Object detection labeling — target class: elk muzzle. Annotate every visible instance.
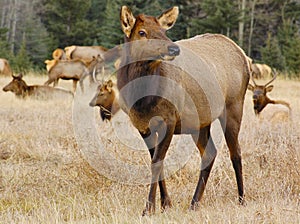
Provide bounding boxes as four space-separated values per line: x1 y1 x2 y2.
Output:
167 44 180 56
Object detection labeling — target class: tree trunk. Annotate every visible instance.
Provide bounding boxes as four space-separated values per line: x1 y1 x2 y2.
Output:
248 0 257 57
238 0 246 47
1 0 8 28
10 0 19 53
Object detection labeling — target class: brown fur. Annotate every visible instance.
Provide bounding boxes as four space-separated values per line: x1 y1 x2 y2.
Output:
89 79 120 121
251 63 272 79
64 45 107 63
0 58 12 76
248 73 291 115
119 6 251 215
44 59 90 92
3 73 73 99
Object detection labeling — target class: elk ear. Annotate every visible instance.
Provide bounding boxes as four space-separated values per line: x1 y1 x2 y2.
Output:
266 85 274 92
120 6 136 38
157 6 179 30
106 80 113 93
247 83 254 91
106 85 112 93
107 80 113 87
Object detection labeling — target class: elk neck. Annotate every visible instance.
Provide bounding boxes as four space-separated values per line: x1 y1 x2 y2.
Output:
117 42 164 112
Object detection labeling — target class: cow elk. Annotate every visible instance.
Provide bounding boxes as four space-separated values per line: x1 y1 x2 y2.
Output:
3 73 73 99
247 71 291 115
116 6 251 215
44 59 91 92
64 45 107 64
251 63 272 79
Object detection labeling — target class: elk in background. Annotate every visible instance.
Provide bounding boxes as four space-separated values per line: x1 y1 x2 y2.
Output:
89 79 119 121
0 58 12 76
251 63 272 79
3 73 73 99
44 59 91 92
247 71 291 117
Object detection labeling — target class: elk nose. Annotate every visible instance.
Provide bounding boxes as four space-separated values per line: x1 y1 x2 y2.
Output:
89 100 95 107
168 45 180 56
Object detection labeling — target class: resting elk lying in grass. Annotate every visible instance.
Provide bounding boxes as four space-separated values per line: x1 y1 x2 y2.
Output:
3 73 73 99
113 6 251 215
247 71 291 121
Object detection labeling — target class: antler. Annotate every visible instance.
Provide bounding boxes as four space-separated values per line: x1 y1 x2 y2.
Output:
264 69 277 87
249 71 257 86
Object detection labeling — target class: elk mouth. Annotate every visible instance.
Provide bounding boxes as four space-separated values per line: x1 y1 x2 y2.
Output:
159 54 176 61
254 105 263 115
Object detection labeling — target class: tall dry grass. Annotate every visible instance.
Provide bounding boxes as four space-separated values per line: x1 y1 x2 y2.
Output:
0 74 299 223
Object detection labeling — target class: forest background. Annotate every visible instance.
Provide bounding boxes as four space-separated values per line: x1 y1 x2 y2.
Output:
0 0 300 77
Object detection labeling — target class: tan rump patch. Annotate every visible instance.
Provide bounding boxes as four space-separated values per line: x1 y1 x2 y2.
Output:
44 59 58 72
64 45 77 60
52 48 64 60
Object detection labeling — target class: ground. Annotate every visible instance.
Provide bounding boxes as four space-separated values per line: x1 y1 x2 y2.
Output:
0 74 299 223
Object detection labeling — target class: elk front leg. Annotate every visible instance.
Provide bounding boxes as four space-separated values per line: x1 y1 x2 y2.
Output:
142 122 175 216
140 130 172 213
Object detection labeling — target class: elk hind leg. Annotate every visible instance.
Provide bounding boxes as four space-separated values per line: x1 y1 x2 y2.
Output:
190 125 217 210
223 104 244 204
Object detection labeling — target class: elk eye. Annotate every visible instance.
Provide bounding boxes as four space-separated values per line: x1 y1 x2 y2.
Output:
138 30 147 37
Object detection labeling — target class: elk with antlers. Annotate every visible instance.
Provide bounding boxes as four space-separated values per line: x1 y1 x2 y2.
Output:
247 71 291 115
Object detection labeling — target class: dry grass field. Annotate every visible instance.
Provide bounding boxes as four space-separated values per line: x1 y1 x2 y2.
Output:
0 74 299 223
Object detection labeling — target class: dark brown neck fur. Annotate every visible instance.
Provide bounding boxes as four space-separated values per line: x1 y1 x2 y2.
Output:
118 55 163 111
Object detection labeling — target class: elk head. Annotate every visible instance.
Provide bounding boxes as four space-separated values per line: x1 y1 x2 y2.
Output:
120 6 180 62
3 73 27 97
247 70 288 114
89 79 116 121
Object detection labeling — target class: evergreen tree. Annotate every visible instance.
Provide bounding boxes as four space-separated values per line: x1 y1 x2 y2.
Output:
0 28 12 60
98 0 124 48
37 0 99 47
13 38 32 74
189 0 241 41
260 32 285 71
278 19 300 75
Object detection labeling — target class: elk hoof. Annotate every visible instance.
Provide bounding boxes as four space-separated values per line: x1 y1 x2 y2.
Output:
161 197 172 212
142 202 155 216
189 201 200 211
239 196 246 206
